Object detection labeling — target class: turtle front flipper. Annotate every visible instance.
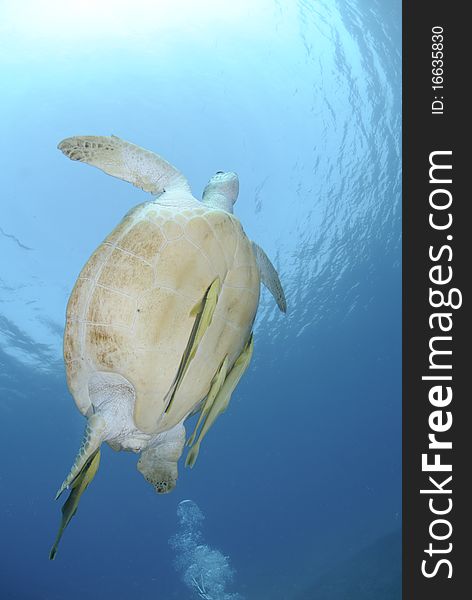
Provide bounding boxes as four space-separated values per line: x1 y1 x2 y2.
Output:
186 334 254 468
137 423 186 493
252 242 287 313
58 135 191 195
49 448 101 560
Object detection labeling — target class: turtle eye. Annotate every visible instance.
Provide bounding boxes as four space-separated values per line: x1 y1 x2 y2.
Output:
216 171 224 175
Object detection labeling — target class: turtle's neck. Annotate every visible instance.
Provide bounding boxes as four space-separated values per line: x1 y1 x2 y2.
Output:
201 192 234 213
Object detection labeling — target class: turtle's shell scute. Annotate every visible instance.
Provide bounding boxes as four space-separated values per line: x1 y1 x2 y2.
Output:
64 200 260 434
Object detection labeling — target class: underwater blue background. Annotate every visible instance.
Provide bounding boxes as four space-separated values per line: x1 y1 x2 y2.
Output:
0 0 401 598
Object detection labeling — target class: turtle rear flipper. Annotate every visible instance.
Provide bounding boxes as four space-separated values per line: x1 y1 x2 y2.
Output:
49 448 101 560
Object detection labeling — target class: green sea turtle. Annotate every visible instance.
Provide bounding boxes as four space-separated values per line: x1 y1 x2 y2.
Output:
51 135 286 558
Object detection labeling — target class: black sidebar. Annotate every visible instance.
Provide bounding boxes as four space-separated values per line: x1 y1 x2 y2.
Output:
403 3 467 599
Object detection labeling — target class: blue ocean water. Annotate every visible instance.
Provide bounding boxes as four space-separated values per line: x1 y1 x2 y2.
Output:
0 1 401 598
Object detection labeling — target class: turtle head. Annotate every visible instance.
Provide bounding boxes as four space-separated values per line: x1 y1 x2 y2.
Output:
202 171 239 213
